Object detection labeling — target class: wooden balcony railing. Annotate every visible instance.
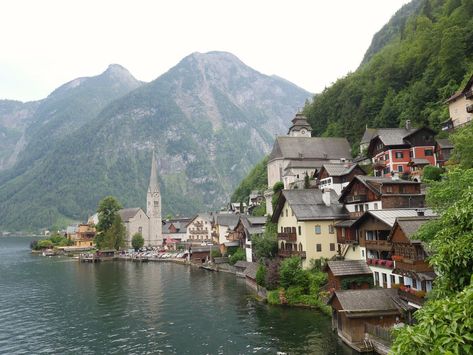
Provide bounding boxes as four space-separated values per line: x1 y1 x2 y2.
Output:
278 250 306 258
346 194 368 203
277 232 297 242
365 239 392 251
337 236 358 244
189 229 209 234
366 258 394 269
398 289 425 306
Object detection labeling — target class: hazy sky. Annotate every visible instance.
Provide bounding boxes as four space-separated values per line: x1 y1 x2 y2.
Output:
0 0 410 102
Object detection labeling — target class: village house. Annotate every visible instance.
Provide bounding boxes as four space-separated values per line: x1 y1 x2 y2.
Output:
442 73 473 131
186 213 214 245
327 288 405 353
389 216 437 309
228 216 266 262
339 175 425 219
435 138 454 167
324 260 373 291
265 112 352 214
317 163 366 196
351 209 436 289
162 218 191 249
272 189 348 269
366 122 437 178
72 224 96 247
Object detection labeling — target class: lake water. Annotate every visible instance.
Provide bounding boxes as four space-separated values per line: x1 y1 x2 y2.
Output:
0 237 352 354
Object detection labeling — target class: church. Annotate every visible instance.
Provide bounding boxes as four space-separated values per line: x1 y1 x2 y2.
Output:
118 152 163 247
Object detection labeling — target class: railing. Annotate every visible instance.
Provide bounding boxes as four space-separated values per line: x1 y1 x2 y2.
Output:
365 239 392 251
337 236 358 244
366 258 394 269
393 259 432 273
278 250 306 258
346 195 367 203
277 232 297 242
364 323 393 344
189 229 209 234
398 288 425 306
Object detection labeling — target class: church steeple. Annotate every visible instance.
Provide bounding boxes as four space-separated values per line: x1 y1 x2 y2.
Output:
288 112 312 137
147 150 162 246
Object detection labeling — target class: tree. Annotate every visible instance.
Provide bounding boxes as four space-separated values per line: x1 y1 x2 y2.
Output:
426 168 473 211
105 215 126 251
304 173 310 189
96 196 122 234
252 221 278 259
229 248 246 265
422 165 443 181
450 122 473 168
131 232 144 251
256 264 266 287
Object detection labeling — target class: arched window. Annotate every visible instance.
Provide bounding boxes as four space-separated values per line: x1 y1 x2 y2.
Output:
299 243 303 252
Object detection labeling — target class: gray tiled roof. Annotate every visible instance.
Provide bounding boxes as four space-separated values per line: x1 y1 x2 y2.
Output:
280 189 348 221
361 128 378 144
395 216 435 241
321 163 358 176
327 260 372 276
332 289 400 312
268 137 351 162
215 213 240 228
436 138 453 149
244 262 260 280
118 208 142 222
365 209 436 227
285 160 326 169
374 128 419 146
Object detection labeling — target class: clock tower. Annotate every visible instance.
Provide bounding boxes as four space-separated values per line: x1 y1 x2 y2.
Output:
147 151 162 246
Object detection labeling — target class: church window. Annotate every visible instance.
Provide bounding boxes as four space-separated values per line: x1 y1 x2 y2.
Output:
138 227 142 233
154 201 159 207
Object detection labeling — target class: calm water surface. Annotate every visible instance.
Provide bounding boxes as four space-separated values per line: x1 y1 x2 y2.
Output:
0 237 353 354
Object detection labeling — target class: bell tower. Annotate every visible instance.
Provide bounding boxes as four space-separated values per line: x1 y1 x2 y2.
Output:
287 113 312 137
147 151 162 246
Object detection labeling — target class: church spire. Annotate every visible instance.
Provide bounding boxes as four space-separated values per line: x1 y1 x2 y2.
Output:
148 151 160 194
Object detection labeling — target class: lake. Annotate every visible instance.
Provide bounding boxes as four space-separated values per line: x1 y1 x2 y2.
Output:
0 237 352 354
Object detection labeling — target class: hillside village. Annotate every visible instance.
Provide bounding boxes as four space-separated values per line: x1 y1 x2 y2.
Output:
42 72 473 354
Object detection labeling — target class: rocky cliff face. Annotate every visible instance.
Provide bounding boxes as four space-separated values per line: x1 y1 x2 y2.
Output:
0 52 310 230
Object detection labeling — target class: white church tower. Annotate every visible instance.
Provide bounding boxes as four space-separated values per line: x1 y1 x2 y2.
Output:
147 151 163 246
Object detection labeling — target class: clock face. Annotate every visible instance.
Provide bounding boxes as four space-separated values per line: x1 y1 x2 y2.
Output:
153 192 159 198
301 129 306 135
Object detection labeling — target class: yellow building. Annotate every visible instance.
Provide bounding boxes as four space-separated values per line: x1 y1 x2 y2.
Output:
272 189 348 269
72 224 96 247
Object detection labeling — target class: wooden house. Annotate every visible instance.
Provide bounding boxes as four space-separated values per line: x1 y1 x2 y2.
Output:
325 260 373 291
389 216 436 308
327 289 403 352
317 163 366 195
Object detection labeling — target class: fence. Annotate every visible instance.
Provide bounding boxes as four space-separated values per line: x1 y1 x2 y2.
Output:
364 323 393 344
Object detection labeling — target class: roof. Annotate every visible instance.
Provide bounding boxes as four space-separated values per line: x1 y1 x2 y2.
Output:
390 216 436 242
285 160 326 170
234 260 250 269
244 262 259 280
320 163 361 177
361 128 378 144
446 73 473 103
329 289 400 313
272 189 348 222
326 260 372 276
436 138 453 149
268 136 351 162
353 209 436 228
334 219 357 228
367 127 436 154
240 216 265 235
185 213 214 227
215 213 240 228
118 208 143 222
288 113 312 134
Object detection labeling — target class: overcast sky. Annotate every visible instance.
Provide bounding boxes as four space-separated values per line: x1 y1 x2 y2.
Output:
0 0 410 102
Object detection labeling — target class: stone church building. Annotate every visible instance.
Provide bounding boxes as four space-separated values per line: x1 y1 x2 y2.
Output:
118 152 163 247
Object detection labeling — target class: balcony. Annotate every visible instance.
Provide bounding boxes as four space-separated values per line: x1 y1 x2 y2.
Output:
366 258 394 269
467 104 473 113
337 236 358 244
278 250 306 258
189 229 209 235
392 258 432 273
398 288 425 306
365 239 392 252
346 194 367 203
277 232 297 242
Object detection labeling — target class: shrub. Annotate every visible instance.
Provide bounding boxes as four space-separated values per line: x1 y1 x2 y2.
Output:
285 286 304 304
131 232 144 251
37 239 54 249
279 257 309 291
30 240 39 250
229 248 246 265
423 165 443 181
211 249 222 258
256 264 266 287
267 290 280 305
265 259 280 290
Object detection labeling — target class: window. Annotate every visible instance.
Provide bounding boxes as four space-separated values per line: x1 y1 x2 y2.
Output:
385 154 389 161
383 167 390 175
375 272 379 286
316 244 322 252
382 273 387 288
355 205 359 212
329 225 334 234
341 228 345 237
330 243 335 251
138 227 142 233
398 165 403 172
374 202 379 210
395 152 404 159
359 204 364 212
315 225 321 234
399 276 404 285
399 186 405 194
390 275 396 285
298 226 301 236
412 278 417 289
362 250 365 258
409 151 413 158
425 149 433 156
154 201 159 207
364 204 369 211
281 227 283 233
387 186 393 193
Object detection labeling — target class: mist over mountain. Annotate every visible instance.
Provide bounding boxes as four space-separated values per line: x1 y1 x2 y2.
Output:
0 51 310 230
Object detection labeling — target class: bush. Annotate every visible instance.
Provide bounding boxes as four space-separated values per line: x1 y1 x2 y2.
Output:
131 232 144 251
267 290 280 305
37 239 54 249
256 264 266 287
423 165 443 181
279 257 309 291
30 240 39 250
211 249 222 258
229 248 246 265
265 259 280 290
285 286 305 304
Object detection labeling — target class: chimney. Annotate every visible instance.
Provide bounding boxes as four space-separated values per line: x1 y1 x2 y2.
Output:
322 189 331 206
405 120 411 130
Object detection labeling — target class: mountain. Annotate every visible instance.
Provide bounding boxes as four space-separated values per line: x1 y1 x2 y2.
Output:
303 0 473 151
0 51 310 231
